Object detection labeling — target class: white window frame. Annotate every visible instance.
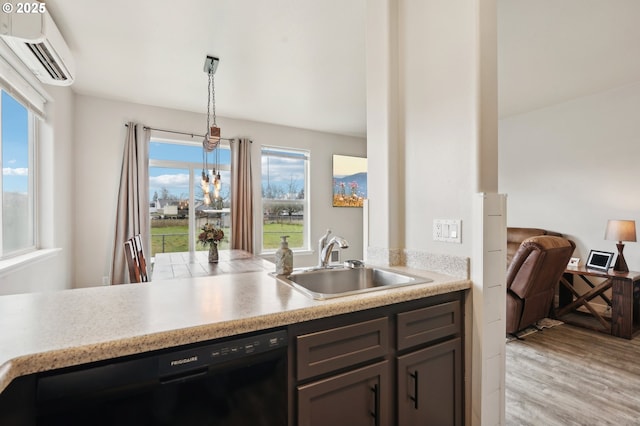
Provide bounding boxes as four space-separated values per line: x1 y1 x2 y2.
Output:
260 146 310 254
0 42 59 276
148 137 231 254
0 88 38 260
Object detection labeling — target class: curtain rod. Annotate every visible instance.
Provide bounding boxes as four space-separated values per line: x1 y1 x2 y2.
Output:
124 123 237 142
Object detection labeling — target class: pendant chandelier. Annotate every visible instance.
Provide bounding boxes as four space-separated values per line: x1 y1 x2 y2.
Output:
201 55 222 206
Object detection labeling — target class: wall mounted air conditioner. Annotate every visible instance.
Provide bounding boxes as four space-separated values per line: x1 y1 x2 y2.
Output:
0 8 75 86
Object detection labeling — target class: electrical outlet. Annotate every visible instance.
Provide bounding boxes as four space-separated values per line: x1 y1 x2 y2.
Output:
433 222 443 239
433 219 462 243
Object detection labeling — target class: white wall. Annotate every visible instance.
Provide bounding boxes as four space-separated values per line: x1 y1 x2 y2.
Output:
366 0 492 256
74 95 365 287
499 82 640 271
398 3 503 425
365 0 403 252
366 1 502 424
400 0 477 257
0 86 76 295
367 0 499 258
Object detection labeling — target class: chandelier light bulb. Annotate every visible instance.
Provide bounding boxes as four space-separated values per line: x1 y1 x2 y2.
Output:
200 178 208 193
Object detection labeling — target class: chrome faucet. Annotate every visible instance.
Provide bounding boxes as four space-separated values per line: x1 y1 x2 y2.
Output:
318 229 331 264
318 230 349 268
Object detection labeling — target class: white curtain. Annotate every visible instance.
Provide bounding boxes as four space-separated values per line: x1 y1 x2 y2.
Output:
231 138 254 252
110 123 150 284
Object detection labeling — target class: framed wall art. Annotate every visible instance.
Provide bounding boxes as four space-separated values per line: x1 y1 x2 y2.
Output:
332 155 367 207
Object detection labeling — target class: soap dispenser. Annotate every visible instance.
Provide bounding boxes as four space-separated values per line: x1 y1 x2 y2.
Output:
275 235 293 275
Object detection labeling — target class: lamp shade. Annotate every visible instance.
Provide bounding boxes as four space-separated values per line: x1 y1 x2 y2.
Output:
605 219 637 242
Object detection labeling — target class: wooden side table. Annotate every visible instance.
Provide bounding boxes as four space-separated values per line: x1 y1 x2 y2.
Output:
555 265 640 339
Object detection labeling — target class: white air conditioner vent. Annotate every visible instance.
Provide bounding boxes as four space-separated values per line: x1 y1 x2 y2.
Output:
0 9 75 86
26 41 68 82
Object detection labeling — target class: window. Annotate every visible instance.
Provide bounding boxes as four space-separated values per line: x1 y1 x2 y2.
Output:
0 90 36 258
261 146 309 252
149 140 231 256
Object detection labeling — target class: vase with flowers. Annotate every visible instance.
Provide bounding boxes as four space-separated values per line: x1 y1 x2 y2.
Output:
198 223 224 263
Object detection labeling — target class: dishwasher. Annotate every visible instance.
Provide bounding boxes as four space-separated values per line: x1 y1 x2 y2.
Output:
3 329 288 425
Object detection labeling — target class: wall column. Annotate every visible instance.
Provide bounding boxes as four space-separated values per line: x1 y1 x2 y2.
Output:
366 0 503 425
365 0 404 264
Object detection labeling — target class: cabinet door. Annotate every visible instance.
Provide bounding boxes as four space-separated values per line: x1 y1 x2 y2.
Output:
297 360 390 426
397 338 462 426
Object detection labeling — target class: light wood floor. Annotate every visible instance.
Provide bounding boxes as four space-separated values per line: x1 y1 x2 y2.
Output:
506 324 640 426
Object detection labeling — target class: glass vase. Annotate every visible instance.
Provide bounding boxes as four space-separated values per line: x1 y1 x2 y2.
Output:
208 242 219 263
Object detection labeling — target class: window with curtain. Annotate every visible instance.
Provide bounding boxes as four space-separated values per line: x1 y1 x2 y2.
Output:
0 90 36 259
261 146 309 252
148 139 231 256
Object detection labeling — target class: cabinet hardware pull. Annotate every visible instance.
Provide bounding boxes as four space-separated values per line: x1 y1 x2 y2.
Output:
370 384 380 426
409 370 419 409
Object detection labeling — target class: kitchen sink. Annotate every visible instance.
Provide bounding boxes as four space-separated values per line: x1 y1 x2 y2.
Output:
274 266 432 300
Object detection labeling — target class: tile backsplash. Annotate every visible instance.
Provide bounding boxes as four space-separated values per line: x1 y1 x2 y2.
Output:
366 247 469 279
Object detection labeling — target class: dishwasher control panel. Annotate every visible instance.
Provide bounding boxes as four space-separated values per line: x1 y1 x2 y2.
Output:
158 329 287 377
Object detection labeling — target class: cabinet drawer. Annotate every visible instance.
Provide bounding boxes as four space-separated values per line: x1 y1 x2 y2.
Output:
397 301 460 351
297 317 388 380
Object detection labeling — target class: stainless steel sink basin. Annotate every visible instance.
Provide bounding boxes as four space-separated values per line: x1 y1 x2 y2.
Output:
274 266 432 300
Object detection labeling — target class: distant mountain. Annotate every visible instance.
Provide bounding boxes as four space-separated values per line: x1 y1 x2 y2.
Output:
334 172 367 197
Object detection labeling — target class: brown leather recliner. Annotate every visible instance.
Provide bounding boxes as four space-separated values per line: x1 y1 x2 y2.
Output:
506 235 575 334
507 227 562 267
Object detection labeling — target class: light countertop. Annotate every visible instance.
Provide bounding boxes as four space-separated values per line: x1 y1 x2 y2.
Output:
0 265 470 394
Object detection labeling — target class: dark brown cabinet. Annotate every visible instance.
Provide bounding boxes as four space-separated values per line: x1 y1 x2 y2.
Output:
396 300 463 426
294 316 390 425
296 317 388 381
397 338 462 426
297 360 390 426
290 291 464 426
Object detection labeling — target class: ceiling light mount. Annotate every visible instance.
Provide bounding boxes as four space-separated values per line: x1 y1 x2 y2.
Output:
203 56 219 75
203 55 221 150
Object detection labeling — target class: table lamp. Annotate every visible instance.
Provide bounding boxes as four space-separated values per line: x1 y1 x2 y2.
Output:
605 219 636 273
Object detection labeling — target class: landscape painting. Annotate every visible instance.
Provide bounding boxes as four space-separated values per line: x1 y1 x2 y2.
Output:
332 154 367 207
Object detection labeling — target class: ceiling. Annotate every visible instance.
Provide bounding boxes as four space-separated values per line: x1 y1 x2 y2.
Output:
498 0 640 117
46 0 367 137
45 1 640 137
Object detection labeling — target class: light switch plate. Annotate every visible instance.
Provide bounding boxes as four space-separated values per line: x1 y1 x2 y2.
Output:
433 219 462 243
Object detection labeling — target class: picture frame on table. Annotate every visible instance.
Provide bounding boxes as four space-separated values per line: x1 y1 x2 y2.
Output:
585 250 614 271
568 257 580 267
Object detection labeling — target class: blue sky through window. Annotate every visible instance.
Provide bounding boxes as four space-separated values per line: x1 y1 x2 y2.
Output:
1 91 29 194
150 142 308 203
149 166 190 201
261 150 306 199
149 141 232 202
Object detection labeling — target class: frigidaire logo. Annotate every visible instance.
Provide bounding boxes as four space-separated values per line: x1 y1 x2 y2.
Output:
170 355 198 366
